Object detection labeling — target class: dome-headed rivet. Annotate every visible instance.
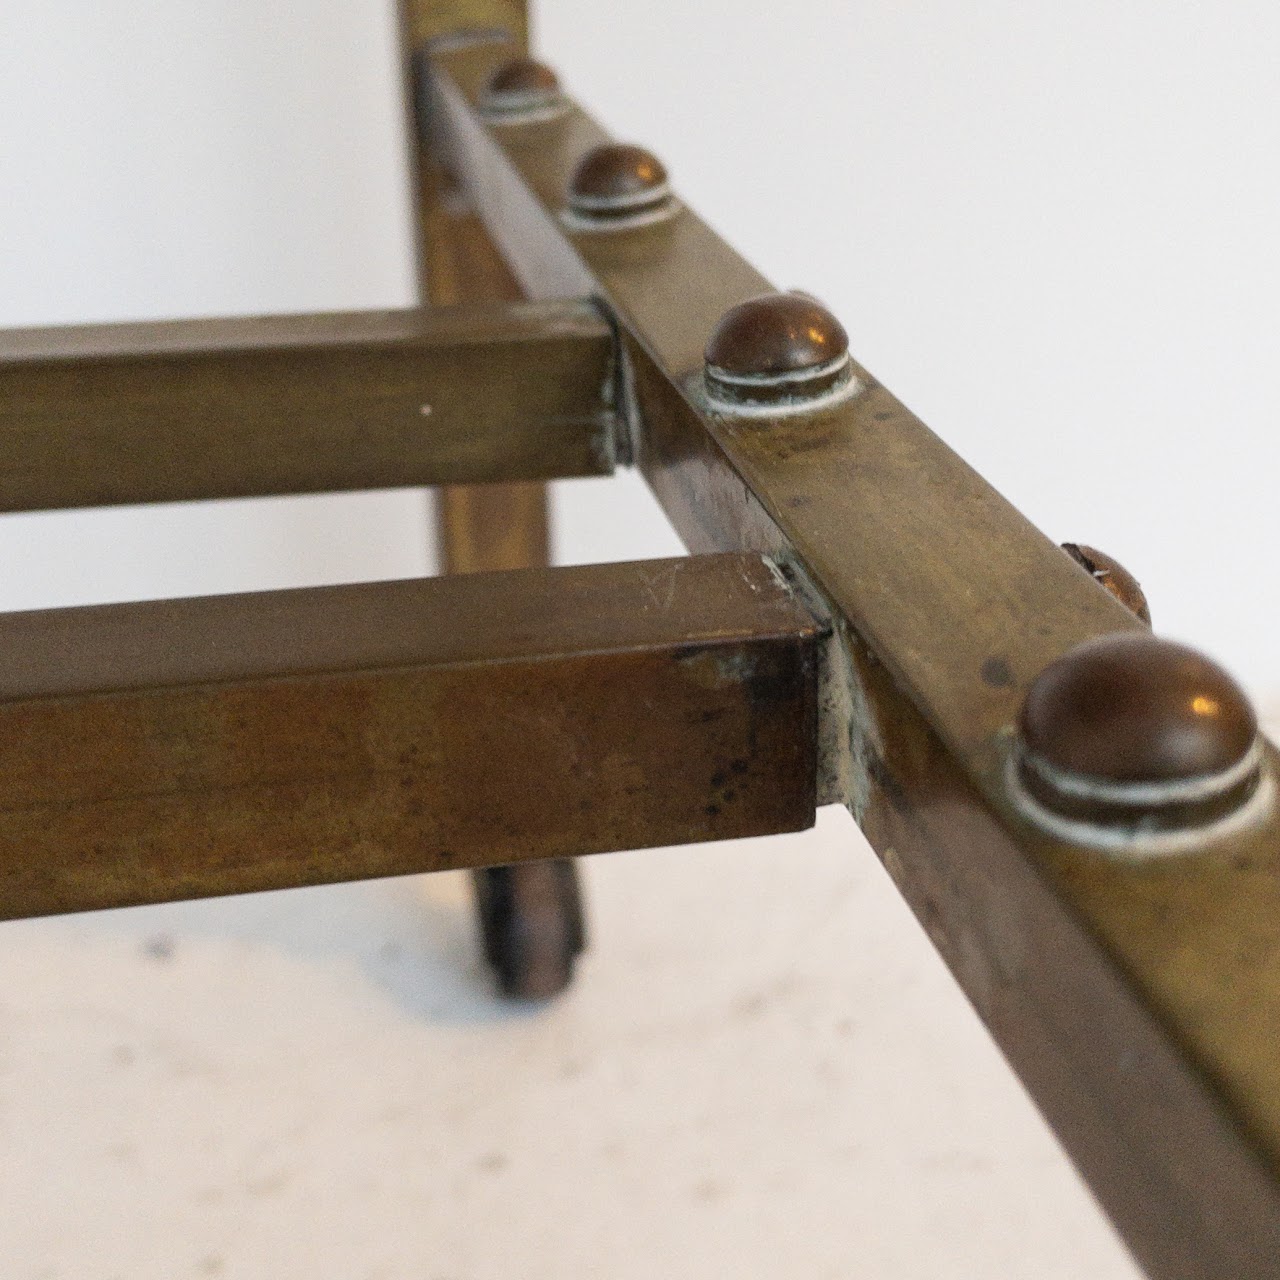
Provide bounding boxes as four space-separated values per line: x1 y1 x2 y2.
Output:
1062 543 1151 625
1013 633 1265 851
703 292 857 415
563 143 677 230
479 57 567 123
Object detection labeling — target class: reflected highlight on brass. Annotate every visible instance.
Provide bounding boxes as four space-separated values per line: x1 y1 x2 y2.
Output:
1014 633 1265 850
703 291 856 414
563 143 677 230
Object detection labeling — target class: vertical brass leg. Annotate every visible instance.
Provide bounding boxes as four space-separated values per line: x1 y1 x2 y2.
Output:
435 480 588 999
435 482 550 576
421 158 588 999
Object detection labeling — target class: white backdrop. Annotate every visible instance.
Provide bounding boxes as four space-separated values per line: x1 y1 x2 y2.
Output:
0 4 1276 1278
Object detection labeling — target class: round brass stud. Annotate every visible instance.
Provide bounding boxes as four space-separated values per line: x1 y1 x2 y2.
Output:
1013 633 1265 851
1062 543 1151 625
563 143 676 230
703 292 857 414
479 57 567 123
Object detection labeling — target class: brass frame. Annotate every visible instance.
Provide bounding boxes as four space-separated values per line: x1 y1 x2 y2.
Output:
0 6 1277 1278
418 36 1280 1280
0 552 818 919
0 302 616 509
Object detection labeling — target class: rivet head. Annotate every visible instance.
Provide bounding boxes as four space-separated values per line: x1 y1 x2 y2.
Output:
1014 633 1264 849
1062 543 1151 625
703 292 856 414
564 144 676 229
480 57 566 122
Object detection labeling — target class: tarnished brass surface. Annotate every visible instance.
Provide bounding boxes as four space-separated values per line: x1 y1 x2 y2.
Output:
436 482 549 576
1019 635 1257 785
0 302 615 511
565 144 672 223
401 0 526 50
427 40 1280 1280
0 553 819 922
704 293 850 377
1063 541 1153 625
861 662 1280 1280
414 151 555 578
402 34 580 999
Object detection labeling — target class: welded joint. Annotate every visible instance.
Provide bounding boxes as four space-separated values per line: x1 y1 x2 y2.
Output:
417 38 876 812
759 551 877 815
588 298 638 470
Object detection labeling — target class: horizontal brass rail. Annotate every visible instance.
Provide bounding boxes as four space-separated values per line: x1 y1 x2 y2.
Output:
425 36 1280 1280
0 552 819 920
0 300 617 511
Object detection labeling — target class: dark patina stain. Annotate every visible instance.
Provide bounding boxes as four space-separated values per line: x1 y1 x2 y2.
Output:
866 748 910 816
981 657 1015 689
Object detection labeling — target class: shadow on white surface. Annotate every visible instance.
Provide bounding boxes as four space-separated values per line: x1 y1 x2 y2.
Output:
0 810 1143 1280
13 873 523 1027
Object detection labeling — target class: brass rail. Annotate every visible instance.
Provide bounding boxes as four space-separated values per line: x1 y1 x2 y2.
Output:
424 36 1280 1280
0 8 1274 1273
0 552 819 920
0 301 616 510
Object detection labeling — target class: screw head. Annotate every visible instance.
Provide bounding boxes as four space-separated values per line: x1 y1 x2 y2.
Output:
703 292 855 413
480 57 566 122
1062 543 1151 625
564 144 675 228
1015 633 1263 846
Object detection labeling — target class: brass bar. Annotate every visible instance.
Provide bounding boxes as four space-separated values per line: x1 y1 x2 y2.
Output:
0 301 616 511
435 481 548 574
415 158 553 576
398 5 583 998
401 28 559 579
400 0 527 53
426 38 1280 1280
0 552 819 921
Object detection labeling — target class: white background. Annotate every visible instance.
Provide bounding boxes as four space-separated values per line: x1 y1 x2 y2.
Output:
1 2 1276 1276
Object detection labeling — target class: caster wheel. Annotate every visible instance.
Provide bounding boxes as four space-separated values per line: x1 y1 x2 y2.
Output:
471 859 586 999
